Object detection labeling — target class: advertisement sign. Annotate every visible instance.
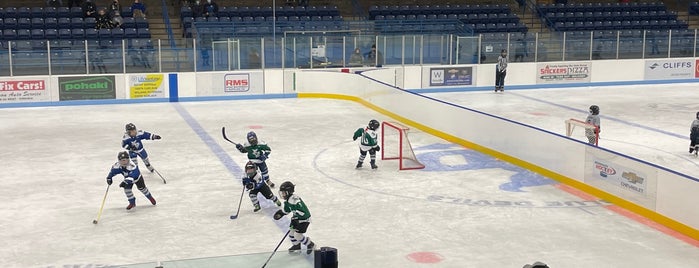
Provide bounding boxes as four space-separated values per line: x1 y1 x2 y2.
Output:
592 158 648 195
536 62 591 84
129 74 166 99
224 73 250 92
59 76 116 101
429 67 473 86
644 59 694 80
695 59 699 78
0 79 50 103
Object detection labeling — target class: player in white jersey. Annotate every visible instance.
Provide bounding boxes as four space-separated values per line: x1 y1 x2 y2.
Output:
352 119 380 169
585 105 600 145
689 112 699 156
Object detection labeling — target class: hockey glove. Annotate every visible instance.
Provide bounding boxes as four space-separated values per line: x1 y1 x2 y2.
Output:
152 134 162 140
273 209 285 220
106 177 113 185
375 145 380 152
119 180 133 188
235 143 244 151
290 219 300 229
259 153 268 161
245 182 255 190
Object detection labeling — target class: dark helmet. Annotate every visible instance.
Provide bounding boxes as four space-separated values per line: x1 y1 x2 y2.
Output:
246 131 258 146
279 181 295 200
125 123 136 131
696 111 699 120
118 151 129 161
244 161 257 176
368 119 380 131
589 105 599 115
501 49 507 54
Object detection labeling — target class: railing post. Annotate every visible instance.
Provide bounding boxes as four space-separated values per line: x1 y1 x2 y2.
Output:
589 31 593 60
193 38 197 72
85 40 90 74
122 39 126 73
667 30 672 58
562 32 566 61
642 30 646 59
47 40 52 76
534 32 538 62
616 30 620 59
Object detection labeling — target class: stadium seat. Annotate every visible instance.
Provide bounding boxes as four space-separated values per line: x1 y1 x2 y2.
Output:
17 29 31 40
18 18 31 30
45 28 57 39
69 7 82 18
71 28 85 39
84 17 96 28
86 28 99 39
135 17 148 28
31 18 44 29
31 7 44 18
31 29 44 40
137 28 150 38
124 28 138 38
71 17 83 29
17 7 31 19
58 28 71 39
44 7 57 18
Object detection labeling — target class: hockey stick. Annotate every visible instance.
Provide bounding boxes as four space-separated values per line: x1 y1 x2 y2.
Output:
261 230 291 268
152 168 167 184
221 127 241 146
230 185 246 219
92 185 110 224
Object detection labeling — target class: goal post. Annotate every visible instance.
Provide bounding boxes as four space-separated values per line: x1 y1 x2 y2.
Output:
381 121 425 170
565 118 599 146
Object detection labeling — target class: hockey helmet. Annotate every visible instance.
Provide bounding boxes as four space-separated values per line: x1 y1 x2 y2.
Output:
696 111 699 120
125 123 136 131
118 151 130 165
244 161 257 177
589 105 599 115
368 119 380 131
279 181 295 200
246 131 258 146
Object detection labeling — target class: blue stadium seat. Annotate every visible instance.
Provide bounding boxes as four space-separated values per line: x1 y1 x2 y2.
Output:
31 29 44 40
207 16 218 22
243 16 254 22
45 28 57 39
98 28 111 39
69 7 82 18
15 40 32 51
137 28 150 38
71 28 85 39
17 29 31 40
135 17 148 28
121 7 132 18
44 17 58 29
124 28 138 38
31 18 44 29
44 7 57 18
57 7 70 18
85 28 98 39
230 16 242 22
71 18 83 29
58 17 70 29
180 6 192 18
58 28 71 39
31 7 44 18
84 17 96 28
18 18 31 30
32 40 46 50
374 15 384 20
18 7 31 19
218 16 230 23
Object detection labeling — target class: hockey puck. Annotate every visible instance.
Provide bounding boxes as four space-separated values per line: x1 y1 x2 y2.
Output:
92 220 98 224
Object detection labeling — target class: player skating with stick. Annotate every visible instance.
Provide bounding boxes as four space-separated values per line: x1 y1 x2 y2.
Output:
106 151 156 210
273 181 315 254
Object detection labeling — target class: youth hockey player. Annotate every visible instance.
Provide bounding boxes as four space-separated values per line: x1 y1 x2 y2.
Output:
235 131 275 187
495 49 508 92
122 123 161 172
106 151 156 210
242 161 281 212
586 105 601 145
273 181 315 254
353 119 380 169
689 112 699 156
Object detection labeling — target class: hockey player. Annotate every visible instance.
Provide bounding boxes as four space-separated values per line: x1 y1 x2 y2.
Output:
352 119 380 169
242 161 281 212
235 131 275 187
495 49 508 92
122 123 161 172
585 105 601 145
273 181 315 254
107 151 156 210
689 112 699 156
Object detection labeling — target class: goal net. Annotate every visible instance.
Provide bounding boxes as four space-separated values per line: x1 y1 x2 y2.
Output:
381 121 425 170
565 118 599 146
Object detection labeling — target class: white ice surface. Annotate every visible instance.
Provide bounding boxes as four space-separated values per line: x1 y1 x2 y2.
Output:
1 86 698 268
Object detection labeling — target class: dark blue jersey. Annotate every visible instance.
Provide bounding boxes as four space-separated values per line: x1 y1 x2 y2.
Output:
107 160 142 183
122 130 155 151
242 171 266 190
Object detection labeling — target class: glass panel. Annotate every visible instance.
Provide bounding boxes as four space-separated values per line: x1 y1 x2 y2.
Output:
670 29 694 58
85 39 124 74
564 31 592 61
125 38 157 73
0 43 9 77
618 29 644 59
421 34 447 64
12 40 49 76
239 37 262 69
50 40 87 75
592 30 615 60
161 38 194 73
480 33 508 64
264 36 283 68
537 32 563 62
508 32 535 63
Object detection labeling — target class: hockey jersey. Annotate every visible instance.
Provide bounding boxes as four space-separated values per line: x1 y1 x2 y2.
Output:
122 130 156 151
107 160 141 183
353 127 378 147
239 142 271 164
283 194 311 221
241 170 266 190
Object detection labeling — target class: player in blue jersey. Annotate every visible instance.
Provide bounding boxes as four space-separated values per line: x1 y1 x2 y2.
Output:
242 161 281 212
122 123 161 172
107 151 156 210
236 131 275 188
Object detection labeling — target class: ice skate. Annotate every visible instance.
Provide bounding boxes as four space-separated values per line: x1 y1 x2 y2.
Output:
147 194 156 205
288 244 301 253
126 199 136 210
253 203 261 212
355 161 363 169
370 161 378 169
306 241 315 254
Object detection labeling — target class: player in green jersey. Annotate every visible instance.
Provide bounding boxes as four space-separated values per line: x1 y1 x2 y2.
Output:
273 181 315 254
236 131 275 187
352 119 381 169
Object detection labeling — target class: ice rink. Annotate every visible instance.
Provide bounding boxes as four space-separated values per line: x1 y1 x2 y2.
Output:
2 82 699 268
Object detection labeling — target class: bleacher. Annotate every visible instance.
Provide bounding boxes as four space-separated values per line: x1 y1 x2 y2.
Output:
537 2 688 31
369 4 527 34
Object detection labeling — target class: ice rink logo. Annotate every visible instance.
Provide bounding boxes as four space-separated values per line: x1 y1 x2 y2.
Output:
622 172 644 184
649 63 660 69
430 69 444 84
594 161 616 177
224 74 250 92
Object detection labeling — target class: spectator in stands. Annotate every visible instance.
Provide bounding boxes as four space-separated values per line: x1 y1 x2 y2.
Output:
202 0 219 18
47 0 63 8
82 0 97 18
111 11 124 28
108 0 122 17
298 0 309 7
248 48 261 69
349 48 363 66
514 34 529 62
96 9 114 29
648 31 659 55
132 0 147 18
365 44 383 67
285 0 296 7
191 0 204 17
